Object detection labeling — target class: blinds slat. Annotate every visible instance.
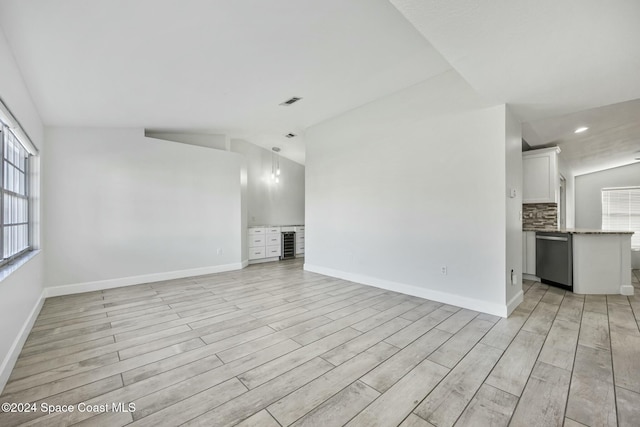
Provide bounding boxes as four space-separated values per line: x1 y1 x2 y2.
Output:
602 187 640 249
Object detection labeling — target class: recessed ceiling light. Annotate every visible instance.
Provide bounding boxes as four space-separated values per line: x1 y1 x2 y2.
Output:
574 127 589 133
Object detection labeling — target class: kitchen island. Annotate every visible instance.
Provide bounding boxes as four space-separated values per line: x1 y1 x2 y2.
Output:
523 228 634 295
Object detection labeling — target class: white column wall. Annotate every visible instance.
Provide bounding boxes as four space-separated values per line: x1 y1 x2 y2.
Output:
304 71 512 316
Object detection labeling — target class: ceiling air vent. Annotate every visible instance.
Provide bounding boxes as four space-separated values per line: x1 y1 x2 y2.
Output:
279 97 302 106
285 133 296 138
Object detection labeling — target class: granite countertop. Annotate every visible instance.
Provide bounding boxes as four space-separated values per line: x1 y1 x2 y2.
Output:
523 227 634 235
249 225 304 227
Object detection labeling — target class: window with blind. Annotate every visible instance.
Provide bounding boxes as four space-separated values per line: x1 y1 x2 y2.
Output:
0 125 30 262
602 187 640 249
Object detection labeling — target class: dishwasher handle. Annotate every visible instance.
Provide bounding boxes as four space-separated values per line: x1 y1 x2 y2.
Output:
536 235 568 242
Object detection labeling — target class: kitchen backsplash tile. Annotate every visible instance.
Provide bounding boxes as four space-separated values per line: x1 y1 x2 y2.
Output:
523 203 558 229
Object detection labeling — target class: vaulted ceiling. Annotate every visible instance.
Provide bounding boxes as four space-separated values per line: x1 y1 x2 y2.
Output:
390 0 640 175
0 0 451 164
1 0 639 172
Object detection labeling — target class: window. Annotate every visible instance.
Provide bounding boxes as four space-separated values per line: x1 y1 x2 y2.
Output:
0 125 30 262
602 187 640 249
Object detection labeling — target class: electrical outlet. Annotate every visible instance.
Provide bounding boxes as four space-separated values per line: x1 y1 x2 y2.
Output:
441 266 447 275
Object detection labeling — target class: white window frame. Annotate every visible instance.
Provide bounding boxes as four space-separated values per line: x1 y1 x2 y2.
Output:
0 125 31 263
601 186 640 249
0 96 39 266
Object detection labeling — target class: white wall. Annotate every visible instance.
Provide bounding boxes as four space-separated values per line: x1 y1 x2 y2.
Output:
43 128 243 290
505 107 523 309
0 27 45 391
575 162 640 268
305 71 516 316
575 162 640 228
231 139 305 227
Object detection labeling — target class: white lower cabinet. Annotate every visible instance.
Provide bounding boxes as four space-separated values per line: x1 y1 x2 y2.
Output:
248 225 303 263
295 226 305 255
523 231 537 276
248 227 266 261
249 247 265 260
248 226 282 262
266 245 280 257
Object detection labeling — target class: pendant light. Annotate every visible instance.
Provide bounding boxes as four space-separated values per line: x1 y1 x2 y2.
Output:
272 147 281 183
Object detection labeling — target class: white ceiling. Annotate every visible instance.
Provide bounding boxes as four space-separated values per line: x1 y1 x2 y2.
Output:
0 0 639 172
523 99 640 176
0 0 452 164
390 0 640 175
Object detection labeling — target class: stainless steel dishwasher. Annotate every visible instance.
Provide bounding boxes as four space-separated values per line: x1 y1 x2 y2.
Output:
536 231 573 289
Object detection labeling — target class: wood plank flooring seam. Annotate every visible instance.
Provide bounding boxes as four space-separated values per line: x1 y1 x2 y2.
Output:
4 264 638 426
557 293 585 427
605 296 622 427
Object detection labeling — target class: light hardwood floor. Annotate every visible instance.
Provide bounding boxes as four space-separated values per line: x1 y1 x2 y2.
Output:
1 259 639 426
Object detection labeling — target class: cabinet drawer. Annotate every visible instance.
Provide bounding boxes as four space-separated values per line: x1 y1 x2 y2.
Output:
249 236 265 247
295 234 305 243
248 227 265 235
296 243 305 254
266 244 281 257
249 247 265 260
295 226 305 233
267 234 281 245
267 227 281 234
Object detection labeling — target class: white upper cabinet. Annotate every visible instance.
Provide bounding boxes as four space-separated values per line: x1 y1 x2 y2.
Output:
523 147 561 204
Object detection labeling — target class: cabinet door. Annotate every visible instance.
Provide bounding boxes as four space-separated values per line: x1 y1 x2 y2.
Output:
266 244 281 257
523 231 537 275
249 247 265 260
266 233 281 245
249 235 265 248
523 232 527 274
523 149 559 203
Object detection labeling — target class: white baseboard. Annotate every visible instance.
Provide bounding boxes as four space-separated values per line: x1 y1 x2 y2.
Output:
44 262 245 298
506 290 524 316
248 257 280 265
304 264 511 317
620 284 634 296
0 290 45 393
241 260 249 268
523 273 540 282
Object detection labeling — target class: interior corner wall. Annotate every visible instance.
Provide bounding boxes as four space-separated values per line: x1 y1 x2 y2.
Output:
575 162 640 229
304 71 510 316
575 162 640 268
0 27 45 391
230 139 305 227
505 106 523 312
43 128 243 291
558 157 576 228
